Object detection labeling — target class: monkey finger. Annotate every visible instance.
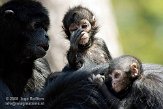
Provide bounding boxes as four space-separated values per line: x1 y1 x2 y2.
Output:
96 74 105 82
75 28 84 35
74 29 84 38
88 74 95 82
75 33 85 45
88 77 93 82
70 29 84 44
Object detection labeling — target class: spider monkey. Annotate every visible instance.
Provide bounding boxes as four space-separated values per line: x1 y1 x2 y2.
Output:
62 6 112 70
90 55 163 109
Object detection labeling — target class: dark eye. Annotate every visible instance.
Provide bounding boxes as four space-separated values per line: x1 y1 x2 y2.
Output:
82 24 87 28
34 22 42 29
113 72 121 79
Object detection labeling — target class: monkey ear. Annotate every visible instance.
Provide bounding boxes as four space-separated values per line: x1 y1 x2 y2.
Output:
4 10 15 19
92 16 95 21
130 63 139 78
91 16 96 27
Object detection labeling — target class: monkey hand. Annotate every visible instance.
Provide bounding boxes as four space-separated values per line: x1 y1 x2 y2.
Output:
70 29 84 50
88 74 105 86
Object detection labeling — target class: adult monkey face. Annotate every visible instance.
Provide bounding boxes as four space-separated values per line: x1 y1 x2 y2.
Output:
0 0 50 99
0 0 50 62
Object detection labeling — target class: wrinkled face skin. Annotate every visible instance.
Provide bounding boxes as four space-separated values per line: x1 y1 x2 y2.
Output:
69 19 91 45
104 56 142 99
109 69 130 93
106 62 140 93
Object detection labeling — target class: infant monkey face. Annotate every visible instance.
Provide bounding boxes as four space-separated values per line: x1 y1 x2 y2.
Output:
69 19 91 45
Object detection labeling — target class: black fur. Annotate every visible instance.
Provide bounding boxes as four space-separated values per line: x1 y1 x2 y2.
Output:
62 6 112 70
104 55 143 99
104 55 163 109
32 59 163 109
119 63 163 109
39 63 119 109
0 0 50 107
63 6 97 39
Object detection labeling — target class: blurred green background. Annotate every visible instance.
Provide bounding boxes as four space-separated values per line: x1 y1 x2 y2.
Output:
111 0 163 64
0 0 163 64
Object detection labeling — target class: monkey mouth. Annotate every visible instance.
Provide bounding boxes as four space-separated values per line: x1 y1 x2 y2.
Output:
22 44 48 61
33 44 49 58
37 44 49 52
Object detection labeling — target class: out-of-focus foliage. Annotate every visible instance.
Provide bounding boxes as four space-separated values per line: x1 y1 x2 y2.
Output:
111 0 163 64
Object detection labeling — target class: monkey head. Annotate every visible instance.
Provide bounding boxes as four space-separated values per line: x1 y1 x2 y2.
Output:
62 6 98 46
105 55 142 97
0 0 50 63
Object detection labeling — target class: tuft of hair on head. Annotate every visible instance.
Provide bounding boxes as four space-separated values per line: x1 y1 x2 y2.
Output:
62 5 98 38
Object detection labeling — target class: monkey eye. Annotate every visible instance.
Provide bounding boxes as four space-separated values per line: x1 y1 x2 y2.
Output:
82 24 87 29
113 72 121 79
32 21 42 29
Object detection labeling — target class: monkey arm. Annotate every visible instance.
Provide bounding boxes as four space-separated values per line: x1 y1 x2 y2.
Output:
94 38 112 60
88 73 120 108
67 29 84 69
67 47 78 68
101 39 112 60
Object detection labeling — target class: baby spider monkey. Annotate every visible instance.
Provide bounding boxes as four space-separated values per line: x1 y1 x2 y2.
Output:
62 6 112 70
90 55 163 109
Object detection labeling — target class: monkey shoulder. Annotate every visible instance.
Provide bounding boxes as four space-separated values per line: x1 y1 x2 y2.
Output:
93 37 110 54
24 58 52 92
93 37 106 47
94 37 111 58
86 37 110 64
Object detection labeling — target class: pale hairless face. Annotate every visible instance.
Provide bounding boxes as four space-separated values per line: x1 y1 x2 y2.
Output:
108 62 140 93
69 19 92 45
